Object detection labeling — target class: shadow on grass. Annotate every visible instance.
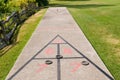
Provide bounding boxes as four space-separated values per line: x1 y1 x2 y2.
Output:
0 42 19 56
0 38 19 57
50 4 115 9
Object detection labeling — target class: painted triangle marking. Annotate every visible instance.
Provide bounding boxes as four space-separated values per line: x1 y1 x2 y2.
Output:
7 35 114 80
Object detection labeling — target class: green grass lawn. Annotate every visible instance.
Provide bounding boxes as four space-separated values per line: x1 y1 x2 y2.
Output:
50 0 120 80
0 9 46 80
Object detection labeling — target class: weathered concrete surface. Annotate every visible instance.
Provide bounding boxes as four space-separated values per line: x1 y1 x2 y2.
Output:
6 7 114 80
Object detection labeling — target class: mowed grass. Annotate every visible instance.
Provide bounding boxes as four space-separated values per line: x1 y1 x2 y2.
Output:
0 9 46 80
50 0 120 80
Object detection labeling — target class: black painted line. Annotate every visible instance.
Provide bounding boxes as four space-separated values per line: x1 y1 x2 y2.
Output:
58 35 114 80
33 58 57 60
57 59 61 80
7 35 59 80
57 44 61 80
63 57 84 59
33 57 84 60
57 44 60 55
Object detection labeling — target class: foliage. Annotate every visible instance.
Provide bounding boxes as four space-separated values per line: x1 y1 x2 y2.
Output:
0 0 49 19
36 0 49 6
0 1 10 14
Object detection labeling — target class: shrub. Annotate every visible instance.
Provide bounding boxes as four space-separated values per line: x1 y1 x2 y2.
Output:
36 0 49 6
0 1 10 13
42 0 49 6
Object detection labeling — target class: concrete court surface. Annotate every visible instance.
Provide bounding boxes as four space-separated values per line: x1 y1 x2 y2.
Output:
6 7 114 80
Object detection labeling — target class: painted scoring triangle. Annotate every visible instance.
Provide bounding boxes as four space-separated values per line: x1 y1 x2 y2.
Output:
7 35 114 80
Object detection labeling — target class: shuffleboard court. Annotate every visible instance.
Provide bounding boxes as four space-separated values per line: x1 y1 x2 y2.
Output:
6 7 114 80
